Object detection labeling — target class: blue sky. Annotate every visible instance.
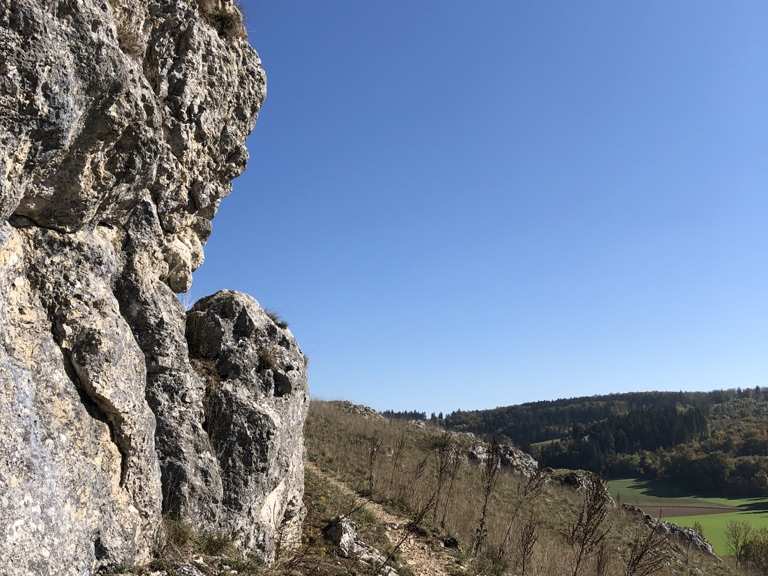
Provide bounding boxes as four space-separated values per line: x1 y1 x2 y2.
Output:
193 1 768 414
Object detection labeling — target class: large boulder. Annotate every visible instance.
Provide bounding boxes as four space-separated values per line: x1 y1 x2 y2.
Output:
0 1 306 574
187 291 308 557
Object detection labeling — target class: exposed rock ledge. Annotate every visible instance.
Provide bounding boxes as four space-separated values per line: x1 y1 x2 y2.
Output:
0 1 307 574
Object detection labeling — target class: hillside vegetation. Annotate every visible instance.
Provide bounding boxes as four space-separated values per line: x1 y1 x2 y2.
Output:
431 389 768 498
306 400 738 576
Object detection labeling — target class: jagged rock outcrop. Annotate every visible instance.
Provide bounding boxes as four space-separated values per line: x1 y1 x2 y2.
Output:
551 469 616 506
186 291 307 555
0 1 307 574
467 441 539 477
329 400 386 420
622 505 716 557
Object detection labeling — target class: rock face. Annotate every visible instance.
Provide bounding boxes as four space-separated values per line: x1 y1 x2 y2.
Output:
0 1 307 574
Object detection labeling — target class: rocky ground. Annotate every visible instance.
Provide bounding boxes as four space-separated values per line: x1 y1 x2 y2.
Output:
308 462 465 576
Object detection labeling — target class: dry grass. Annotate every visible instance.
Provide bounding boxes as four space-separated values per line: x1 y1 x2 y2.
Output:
305 400 743 576
267 464 412 576
265 308 289 329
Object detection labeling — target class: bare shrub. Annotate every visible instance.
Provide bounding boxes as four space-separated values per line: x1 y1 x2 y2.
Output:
743 528 768 574
497 467 547 562
198 531 235 556
198 0 247 40
471 438 502 558
161 518 194 555
595 542 609 576
518 515 539 576
155 517 235 561
566 477 611 576
389 431 408 497
431 434 456 525
366 434 383 496
265 308 289 329
406 452 432 511
439 443 462 530
623 527 671 576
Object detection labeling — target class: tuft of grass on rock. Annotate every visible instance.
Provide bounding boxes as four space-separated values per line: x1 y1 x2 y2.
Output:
265 308 289 329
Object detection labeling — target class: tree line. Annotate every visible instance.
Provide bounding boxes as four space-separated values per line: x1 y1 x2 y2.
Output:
438 388 768 497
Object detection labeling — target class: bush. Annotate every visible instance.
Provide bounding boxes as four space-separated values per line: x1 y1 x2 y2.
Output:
742 528 768 573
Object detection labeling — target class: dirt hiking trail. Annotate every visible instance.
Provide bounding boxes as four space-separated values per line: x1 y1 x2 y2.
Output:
307 461 465 576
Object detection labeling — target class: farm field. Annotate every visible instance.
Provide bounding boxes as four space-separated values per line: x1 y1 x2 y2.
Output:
666 511 768 556
607 477 768 555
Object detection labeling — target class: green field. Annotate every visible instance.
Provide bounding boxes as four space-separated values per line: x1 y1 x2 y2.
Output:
607 478 768 556
665 511 768 556
608 477 768 509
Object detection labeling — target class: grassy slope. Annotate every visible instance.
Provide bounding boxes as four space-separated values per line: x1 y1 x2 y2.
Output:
307 400 738 576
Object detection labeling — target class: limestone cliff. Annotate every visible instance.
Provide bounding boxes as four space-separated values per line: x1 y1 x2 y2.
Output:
0 1 308 574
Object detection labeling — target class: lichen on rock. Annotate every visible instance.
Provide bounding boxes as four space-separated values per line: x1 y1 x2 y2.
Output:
0 1 306 574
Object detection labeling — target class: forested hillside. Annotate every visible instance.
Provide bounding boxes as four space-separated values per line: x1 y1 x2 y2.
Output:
429 388 768 497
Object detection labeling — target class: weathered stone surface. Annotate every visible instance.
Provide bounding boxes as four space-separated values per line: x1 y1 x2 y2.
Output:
323 516 358 558
0 0 264 291
117 199 224 527
187 291 308 559
0 224 160 573
0 0 307 574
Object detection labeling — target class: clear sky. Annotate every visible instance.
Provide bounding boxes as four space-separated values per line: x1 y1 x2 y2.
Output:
192 0 768 414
